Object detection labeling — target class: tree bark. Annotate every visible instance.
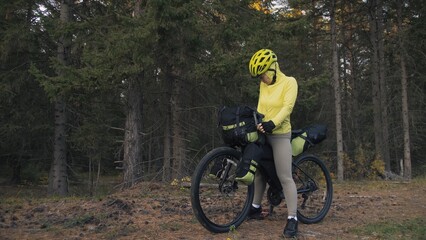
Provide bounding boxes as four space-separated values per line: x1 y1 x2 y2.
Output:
368 0 386 167
331 0 344 182
122 75 144 188
163 111 172 182
397 1 412 180
162 64 186 181
48 0 71 196
122 0 145 188
170 67 186 180
376 0 391 171
49 99 69 195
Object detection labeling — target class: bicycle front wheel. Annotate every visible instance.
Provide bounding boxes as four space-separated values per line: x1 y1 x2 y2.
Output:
293 154 333 224
190 147 253 233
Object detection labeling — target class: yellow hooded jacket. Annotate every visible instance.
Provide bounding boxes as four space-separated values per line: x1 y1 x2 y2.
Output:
257 63 298 134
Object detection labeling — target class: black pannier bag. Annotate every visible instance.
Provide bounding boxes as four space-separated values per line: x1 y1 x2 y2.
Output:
291 124 327 156
218 106 262 147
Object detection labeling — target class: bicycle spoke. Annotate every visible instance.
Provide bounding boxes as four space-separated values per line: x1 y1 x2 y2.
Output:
198 156 247 225
191 147 253 233
293 155 333 224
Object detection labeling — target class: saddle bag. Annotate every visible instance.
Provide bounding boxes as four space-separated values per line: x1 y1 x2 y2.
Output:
291 124 327 156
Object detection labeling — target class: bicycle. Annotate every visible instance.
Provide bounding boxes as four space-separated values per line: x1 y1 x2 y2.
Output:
190 129 333 233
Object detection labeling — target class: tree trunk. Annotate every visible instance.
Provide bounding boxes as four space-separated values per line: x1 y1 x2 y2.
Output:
347 41 359 150
331 0 344 182
376 0 391 171
163 113 172 182
170 67 186 180
122 75 144 188
49 99 69 195
400 56 411 179
368 0 385 167
343 2 359 153
397 2 412 180
162 64 186 181
48 0 71 196
88 158 93 196
122 0 145 188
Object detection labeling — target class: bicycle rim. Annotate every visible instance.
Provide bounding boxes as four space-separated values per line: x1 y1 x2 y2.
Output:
293 154 333 224
190 147 253 233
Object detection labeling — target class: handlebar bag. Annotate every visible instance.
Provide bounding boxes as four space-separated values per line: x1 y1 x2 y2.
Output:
218 106 262 147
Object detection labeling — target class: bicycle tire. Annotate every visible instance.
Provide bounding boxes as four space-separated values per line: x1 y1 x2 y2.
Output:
190 147 254 233
293 154 333 224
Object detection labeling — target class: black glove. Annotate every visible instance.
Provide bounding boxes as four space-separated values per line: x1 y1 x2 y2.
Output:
261 121 275 134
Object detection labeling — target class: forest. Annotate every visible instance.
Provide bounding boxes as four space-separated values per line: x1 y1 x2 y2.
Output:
1 0 425 196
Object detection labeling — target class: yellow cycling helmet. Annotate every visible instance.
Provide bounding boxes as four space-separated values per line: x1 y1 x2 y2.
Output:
249 49 277 77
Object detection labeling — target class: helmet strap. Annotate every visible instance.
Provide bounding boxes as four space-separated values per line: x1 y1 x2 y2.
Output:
265 68 276 85
272 70 276 84
269 62 277 85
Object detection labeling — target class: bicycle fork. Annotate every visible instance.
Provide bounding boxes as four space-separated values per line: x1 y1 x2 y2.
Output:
218 158 238 194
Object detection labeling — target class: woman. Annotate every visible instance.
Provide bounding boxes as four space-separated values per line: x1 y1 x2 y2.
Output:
249 48 299 238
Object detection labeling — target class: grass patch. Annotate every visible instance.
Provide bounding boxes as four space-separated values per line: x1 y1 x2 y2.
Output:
0 175 121 201
63 214 98 228
352 217 426 240
160 221 184 231
0 185 48 199
333 177 426 193
104 224 137 240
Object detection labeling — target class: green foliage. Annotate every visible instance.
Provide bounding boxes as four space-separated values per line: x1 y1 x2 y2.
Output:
20 162 47 184
1 0 426 188
293 73 331 125
0 0 54 185
63 214 98 228
343 145 386 180
352 218 426 240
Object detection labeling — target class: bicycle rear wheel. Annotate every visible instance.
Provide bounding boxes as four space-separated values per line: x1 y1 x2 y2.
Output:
293 154 333 224
191 147 253 233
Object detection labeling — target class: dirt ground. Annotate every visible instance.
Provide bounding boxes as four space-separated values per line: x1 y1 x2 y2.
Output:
0 180 425 240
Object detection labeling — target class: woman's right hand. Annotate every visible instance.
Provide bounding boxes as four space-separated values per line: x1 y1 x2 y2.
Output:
258 121 275 134
257 123 265 133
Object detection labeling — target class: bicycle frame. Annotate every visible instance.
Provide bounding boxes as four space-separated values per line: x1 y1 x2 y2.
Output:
191 146 333 233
